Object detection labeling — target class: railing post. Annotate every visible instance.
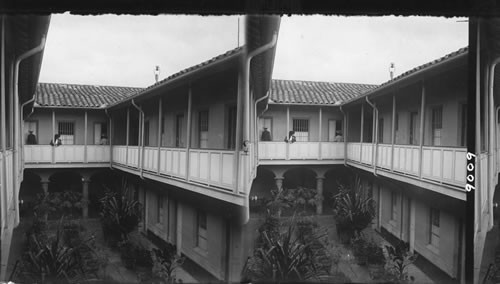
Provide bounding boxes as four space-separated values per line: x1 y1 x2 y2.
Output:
286 106 290 160
84 111 88 163
157 98 162 174
318 107 322 160
126 107 130 165
418 81 426 178
109 114 113 165
391 94 396 171
185 85 192 181
360 103 364 163
52 110 55 164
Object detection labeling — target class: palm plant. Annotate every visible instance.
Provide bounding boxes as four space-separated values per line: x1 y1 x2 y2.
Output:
243 221 329 283
151 243 185 284
332 176 375 243
384 241 417 283
99 178 142 246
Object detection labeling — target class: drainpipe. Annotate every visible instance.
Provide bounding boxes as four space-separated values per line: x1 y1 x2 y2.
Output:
14 36 46 225
241 33 278 224
488 58 500 229
104 108 113 170
365 96 378 176
131 99 145 179
340 105 347 166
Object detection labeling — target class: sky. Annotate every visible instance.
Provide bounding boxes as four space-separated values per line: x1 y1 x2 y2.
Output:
38 14 468 88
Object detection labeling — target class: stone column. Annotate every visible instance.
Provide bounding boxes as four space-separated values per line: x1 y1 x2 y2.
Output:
82 177 90 218
274 176 284 190
41 179 49 195
316 176 325 215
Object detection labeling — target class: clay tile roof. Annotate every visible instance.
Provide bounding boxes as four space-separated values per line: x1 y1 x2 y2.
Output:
35 83 143 108
269 79 377 105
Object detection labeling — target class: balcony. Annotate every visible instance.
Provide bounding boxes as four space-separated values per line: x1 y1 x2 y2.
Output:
258 142 344 164
24 145 111 168
347 142 466 190
112 145 250 197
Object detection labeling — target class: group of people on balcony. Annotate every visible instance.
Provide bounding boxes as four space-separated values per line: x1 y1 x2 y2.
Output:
259 126 343 143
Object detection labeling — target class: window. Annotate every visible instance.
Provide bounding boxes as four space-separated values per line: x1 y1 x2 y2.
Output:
432 106 443 146
259 117 273 141
391 191 397 221
460 104 467 147
175 114 184 147
157 195 163 224
293 119 309 142
227 106 237 149
58 121 75 145
198 110 209 148
144 120 150 146
429 208 440 247
196 210 207 251
409 112 418 145
93 122 108 144
378 118 384 143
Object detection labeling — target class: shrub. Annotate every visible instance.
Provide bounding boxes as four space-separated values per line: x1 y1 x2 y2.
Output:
350 233 385 266
34 191 87 220
384 241 417 283
119 239 152 270
18 218 99 283
332 176 375 243
243 220 330 282
151 243 185 284
100 179 142 246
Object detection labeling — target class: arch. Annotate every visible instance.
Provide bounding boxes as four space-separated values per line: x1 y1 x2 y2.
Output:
19 170 43 218
49 170 83 193
282 166 317 190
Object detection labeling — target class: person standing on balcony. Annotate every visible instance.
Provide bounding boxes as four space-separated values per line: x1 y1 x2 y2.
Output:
334 130 344 142
26 130 37 145
261 127 272 141
284 130 296 143
50 134 62 146
100 135 109 145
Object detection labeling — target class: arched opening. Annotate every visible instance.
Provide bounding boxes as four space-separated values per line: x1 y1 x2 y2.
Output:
249 167 275 217
283 167 317 190
48 171 83 218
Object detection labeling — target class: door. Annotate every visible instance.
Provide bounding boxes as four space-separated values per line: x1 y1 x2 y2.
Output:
328 120 337 142
175 114 184 147
431 106 443 146
409 112 418 145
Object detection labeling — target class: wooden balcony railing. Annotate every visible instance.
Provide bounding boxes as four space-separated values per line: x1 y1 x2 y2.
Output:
347 142 466 188
258 142 344 161
24 145 110 165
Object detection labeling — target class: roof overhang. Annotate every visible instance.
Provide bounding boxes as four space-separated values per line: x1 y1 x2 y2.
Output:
108 48 243 110
343 49 468 106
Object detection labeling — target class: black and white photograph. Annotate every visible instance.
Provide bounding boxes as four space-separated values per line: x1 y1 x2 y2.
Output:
1 11 498 284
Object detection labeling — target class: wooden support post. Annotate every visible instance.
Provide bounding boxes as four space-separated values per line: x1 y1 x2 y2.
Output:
186 86 192 181
418 82 426 178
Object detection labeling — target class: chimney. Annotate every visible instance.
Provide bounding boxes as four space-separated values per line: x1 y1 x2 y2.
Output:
389 63 395 80
154 66 160 83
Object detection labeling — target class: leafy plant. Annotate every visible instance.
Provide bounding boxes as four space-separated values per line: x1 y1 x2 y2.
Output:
266 187 292 217
243 220 329 283
332 176 375 243
34 191 88 220
18 218 98 283
266 186 318 217
350 233 385 266
151 243 185 284
100 178 142 246
119 239 152 270
384 241 417 283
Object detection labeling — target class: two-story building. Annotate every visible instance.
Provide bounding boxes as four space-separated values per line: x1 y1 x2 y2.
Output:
0 15 50 279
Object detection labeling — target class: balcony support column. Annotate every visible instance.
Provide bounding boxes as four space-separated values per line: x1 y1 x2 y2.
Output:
286 106 290 160
84 111 88 163
391 95 396 171
360 103 364 162
82 177 90 218
126 107 130 164
41 180 49 195
418 82 426 178
315 175 325 215
274 176 284 190
318 107 322 160
408 198 416 253
186 85 192 181
157 98 162 174
52 110 55 163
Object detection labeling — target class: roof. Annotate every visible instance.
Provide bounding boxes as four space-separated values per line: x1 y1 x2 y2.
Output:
344 47 468 104
269 79 377 105
35 83 143 108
